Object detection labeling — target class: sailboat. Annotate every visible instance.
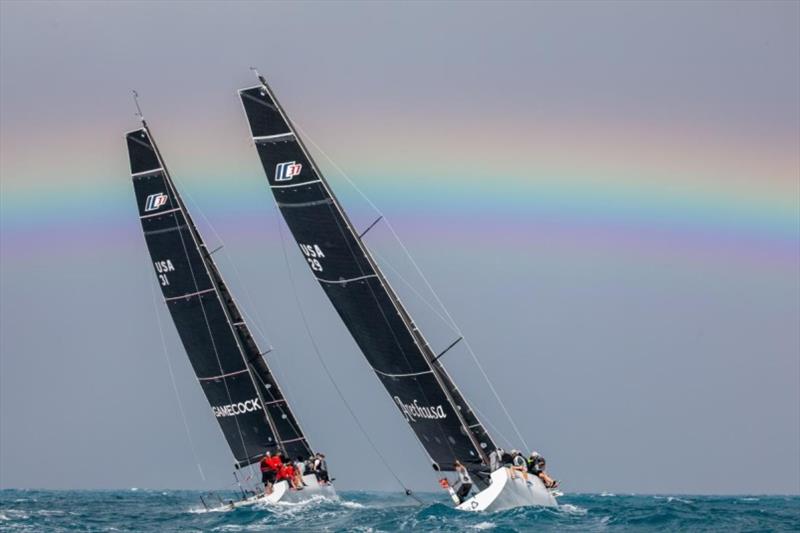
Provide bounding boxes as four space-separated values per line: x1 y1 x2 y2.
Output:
237 74 558 512
126 115 336 508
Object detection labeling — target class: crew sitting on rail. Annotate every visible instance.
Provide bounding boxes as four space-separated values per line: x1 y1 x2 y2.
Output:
453 460 474 503
293 456 308 488
312 452 331 484
510 450 529 481
527 451 558 489
260 450 278 496
488 447 504 472
277 460 303 490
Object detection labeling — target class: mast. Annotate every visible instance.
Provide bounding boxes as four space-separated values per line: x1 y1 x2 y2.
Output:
239 75 496 476
148 121 286 455
127 112 312 465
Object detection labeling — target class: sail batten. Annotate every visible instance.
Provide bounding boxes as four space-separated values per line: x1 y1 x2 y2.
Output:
127 125 312 466
239 81 496 475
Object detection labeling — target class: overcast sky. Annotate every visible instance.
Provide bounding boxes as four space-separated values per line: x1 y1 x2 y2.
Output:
1 1 798 495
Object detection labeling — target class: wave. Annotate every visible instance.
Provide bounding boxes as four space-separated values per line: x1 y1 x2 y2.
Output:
1 490 798 531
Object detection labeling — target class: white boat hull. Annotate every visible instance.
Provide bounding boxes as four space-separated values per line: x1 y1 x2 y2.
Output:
224 474 337 509
456 468 558 512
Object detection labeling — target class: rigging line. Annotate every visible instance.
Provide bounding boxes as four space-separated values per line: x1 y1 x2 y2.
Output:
292 122 531 452
469 402 515 452
272 209 425 506
319 196 465 465
134 120 256 455
165 173 275 347
134 120 253 465
372 249 459 336
149 277 206 481
165 173 309 449
166 208 254 465
152 166 255 462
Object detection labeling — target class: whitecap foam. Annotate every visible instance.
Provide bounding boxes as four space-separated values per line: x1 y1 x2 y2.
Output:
339 500 366 509
558 504 588 516
666 496 692 504
211 525 244 532
187 504 234 514
471 521 496 530
37 510 65 516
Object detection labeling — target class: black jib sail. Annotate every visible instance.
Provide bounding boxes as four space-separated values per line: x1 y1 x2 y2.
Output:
127 123 312 467
238 77 497 479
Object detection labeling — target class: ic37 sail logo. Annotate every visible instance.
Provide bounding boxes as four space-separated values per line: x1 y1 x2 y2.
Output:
144 192 169 212
274 161 302 182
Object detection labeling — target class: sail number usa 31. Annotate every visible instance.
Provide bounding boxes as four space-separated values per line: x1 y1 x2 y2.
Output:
299 243 325 272
154 259 175 286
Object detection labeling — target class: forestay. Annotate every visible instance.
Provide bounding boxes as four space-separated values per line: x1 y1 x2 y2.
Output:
239 80 497 478
127 126 312 466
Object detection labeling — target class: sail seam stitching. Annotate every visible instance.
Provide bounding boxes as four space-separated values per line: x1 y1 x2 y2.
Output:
254 132 294 141
131 167 163 177
270 179 322 189
163 288 214 302
140 207 181 219
315 274 377 284
197 368 250 381
372 368 434 378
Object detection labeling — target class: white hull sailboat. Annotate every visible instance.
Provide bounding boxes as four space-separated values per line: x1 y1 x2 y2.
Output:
126 110 336 508
456 468 557 512
238 72 559 512
223 475 337 509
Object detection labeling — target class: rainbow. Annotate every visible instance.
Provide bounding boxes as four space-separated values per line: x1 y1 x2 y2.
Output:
1 111 797 272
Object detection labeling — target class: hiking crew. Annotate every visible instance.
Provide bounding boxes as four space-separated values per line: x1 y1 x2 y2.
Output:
510 450 529 481
527 451 558 489
313 453 330 484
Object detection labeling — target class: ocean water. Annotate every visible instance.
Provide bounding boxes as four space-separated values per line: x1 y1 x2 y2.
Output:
1 489 797 532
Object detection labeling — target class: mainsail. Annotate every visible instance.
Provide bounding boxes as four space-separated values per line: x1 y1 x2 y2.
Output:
127 122 312 467
239 78 497 479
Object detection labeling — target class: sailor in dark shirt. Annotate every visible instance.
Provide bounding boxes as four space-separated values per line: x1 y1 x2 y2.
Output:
453 460 473 503
527 451 558 488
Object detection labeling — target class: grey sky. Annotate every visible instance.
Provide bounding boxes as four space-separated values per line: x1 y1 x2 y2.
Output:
1 1 798 495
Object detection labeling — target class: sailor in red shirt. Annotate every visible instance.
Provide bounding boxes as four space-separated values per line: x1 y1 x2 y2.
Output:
267 451 283 472
259 450 276 496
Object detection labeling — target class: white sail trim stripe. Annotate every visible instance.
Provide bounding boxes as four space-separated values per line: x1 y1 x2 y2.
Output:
140 207 181 219
279 436 306 444
270 179 321 189
371 367 434 379
164 288 215 302
263 398 287 406
254 132 294 141
197 368 249 381
315 274 378 285
131 167 164 177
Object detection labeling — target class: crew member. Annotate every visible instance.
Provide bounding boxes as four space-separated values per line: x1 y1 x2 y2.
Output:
260 450 277 496
453 460 473 503
511 450 529 481
313 453 330 484
527 451 558 488
277 462 301 490
489 447 504 472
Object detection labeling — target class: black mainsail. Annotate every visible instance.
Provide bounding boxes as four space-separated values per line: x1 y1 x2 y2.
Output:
238 77 497 479
127 122 312 467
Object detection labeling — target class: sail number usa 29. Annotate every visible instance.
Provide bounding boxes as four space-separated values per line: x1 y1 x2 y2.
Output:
299 243 325 272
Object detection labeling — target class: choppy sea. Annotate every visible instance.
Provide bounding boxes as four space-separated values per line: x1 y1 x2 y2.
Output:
1 489 798 531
